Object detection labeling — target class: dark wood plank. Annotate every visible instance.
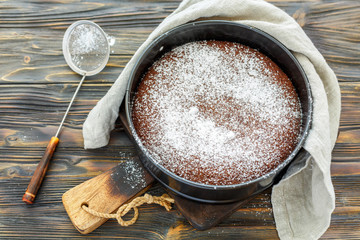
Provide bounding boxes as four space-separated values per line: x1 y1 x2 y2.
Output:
0 0 359 239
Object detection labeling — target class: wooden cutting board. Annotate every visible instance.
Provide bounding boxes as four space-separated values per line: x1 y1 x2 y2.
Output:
62 157 249 234
62 157 154 234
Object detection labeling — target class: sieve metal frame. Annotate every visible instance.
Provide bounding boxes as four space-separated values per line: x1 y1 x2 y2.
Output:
62 20 110 76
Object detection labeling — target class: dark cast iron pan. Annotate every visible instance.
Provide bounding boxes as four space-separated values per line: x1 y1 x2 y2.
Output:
122 20 313 204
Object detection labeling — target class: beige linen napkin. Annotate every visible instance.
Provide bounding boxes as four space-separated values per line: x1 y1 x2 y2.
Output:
82 0 341 239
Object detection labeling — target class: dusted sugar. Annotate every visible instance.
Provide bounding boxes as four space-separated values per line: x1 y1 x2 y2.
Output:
132 41 302 185
68 23 108 72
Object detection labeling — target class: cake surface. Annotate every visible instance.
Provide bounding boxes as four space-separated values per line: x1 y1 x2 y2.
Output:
132 40 302 185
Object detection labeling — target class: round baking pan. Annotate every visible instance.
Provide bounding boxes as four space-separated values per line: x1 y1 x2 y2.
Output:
124 20 313 203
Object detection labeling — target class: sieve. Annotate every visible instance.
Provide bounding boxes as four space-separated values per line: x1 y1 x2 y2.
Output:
23 20 110 204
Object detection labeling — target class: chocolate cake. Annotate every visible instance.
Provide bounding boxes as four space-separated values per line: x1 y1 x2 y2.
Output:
132 40 302 186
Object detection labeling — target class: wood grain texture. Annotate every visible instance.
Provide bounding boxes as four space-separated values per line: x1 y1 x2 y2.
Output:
0 0 359 239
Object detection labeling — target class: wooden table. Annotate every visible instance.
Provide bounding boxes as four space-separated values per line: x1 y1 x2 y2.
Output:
1 0 359 239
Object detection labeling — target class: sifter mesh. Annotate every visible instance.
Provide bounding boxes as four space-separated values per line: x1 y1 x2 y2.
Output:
63 20 110 76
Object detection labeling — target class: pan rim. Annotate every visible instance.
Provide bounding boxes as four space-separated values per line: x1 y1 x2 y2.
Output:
125 20 313 192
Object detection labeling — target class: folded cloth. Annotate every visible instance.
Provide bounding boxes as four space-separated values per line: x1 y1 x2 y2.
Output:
82 0 341 239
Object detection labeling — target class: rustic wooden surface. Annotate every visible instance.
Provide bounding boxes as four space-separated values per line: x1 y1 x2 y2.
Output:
0 0 359 239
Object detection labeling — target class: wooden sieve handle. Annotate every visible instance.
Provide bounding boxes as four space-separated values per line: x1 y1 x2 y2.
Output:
23 136 59 204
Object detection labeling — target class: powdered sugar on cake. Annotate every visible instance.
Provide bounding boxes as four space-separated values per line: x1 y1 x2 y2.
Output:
132 41 302 185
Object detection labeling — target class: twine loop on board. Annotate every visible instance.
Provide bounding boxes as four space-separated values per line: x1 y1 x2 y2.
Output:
82 193 174 227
